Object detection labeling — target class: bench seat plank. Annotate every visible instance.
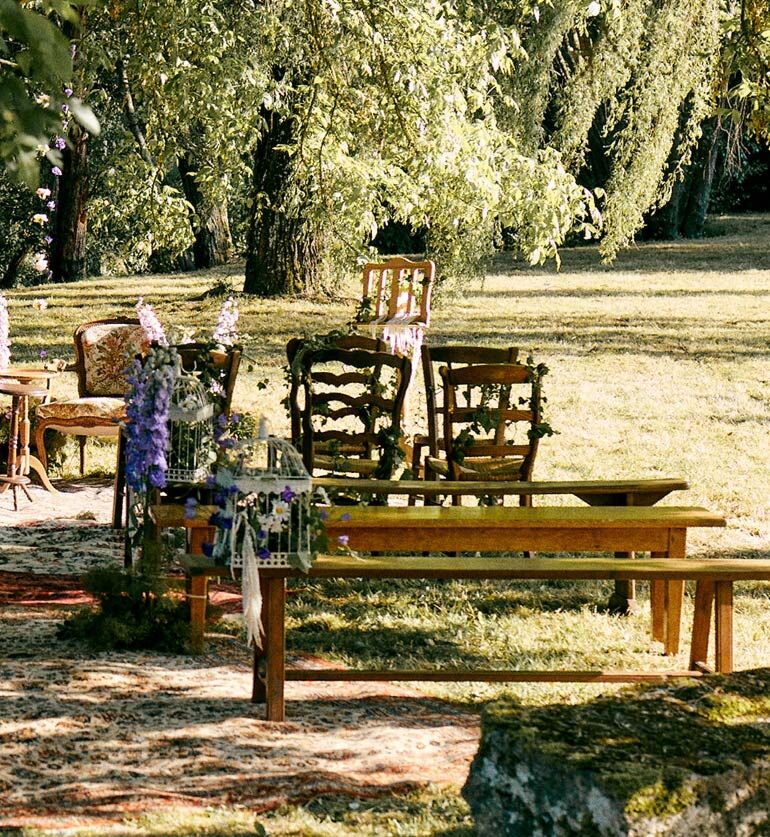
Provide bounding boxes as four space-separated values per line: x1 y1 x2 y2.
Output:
315 477 689 498
183 554 770 582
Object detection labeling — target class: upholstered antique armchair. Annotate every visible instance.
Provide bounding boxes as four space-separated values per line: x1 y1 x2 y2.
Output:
34 318 150 473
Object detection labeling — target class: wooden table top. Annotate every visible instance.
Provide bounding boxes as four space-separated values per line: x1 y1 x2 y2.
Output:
0 366 60 381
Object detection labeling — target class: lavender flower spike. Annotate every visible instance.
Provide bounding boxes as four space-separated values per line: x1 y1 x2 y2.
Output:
213 296 239 346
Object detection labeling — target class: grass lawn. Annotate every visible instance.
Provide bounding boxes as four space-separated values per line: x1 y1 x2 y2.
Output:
4 214 770 835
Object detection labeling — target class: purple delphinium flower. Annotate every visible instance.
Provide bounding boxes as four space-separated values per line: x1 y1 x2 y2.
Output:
340 512 351 522
51 166 62 177
338 535 350 546
54 136 66 150
257 546 271 560
46 200 56 211
39 350 48 360
64 87 73 97
44 235 53 244
124 346 180 493
184 497 198 520
61 103 69 114
281 486 295 502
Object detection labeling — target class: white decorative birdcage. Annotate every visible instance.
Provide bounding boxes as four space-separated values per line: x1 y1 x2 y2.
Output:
210 433 316 649
166 374 216 483
217 435 314 571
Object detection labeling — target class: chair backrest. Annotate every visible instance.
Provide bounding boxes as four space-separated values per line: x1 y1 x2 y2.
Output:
172 342 242 416
360 258 435 326
439 360 540 481
73 318 151 398
421 344 520 457
286 336 411 475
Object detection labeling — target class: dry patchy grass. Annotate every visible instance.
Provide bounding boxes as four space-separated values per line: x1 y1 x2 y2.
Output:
3 213 770 836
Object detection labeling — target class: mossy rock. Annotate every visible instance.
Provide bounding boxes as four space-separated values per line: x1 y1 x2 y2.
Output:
462 668 770 836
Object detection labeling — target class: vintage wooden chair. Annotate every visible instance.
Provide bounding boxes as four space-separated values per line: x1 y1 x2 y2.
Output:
426 360 543 506
286 335 411 478
172 342 242 417
34 318 150 473
411 344 520 480
358 257 435 332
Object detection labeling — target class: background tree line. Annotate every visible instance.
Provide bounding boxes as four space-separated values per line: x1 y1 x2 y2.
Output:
1 0 768 296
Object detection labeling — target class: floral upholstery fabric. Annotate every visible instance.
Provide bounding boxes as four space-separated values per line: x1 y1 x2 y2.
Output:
36 396 126 423
80 324 149 396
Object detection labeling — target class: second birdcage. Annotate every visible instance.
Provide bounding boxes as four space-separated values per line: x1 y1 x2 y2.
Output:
214 435 316 570
166 373 216 483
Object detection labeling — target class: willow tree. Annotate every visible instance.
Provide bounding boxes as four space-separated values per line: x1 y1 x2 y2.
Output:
492 0 722 257
237 0 600 295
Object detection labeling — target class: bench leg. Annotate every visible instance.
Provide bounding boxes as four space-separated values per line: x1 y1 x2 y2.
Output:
715 581 734 673
252 583 271 704
188 575 208 654
689 580 714 670
264 577 286 722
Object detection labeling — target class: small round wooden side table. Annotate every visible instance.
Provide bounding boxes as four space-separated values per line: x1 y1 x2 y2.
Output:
0 367 61 509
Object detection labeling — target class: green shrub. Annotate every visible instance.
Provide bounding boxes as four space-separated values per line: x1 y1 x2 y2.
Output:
59 565 191 653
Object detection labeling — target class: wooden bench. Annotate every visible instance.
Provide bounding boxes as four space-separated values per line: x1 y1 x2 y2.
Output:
182 552 770 721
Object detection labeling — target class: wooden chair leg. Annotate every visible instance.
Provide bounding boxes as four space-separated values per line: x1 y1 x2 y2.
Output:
264 577 286 722
112 431 127 529
663 580 685 656
689 580 714 670
715 581 734 673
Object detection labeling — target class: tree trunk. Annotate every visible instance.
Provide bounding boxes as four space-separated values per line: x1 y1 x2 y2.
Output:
1 241 33 289
243 110 322 296
49 127 89 282
680 118 721 238
178 155 233 269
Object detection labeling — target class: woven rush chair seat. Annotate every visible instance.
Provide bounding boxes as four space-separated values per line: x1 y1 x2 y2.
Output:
425 455 525 480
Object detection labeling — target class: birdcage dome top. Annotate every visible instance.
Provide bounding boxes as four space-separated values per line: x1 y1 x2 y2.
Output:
228 435 311 496
168 373 215 422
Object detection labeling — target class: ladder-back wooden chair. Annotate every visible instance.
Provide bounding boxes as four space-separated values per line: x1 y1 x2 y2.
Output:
428 361 542 506
413 344 520 481
359 257 435 331
287 335 411 478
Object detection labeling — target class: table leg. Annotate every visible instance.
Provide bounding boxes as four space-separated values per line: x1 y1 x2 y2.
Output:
252 583 271 704
715 581 734 673
689 580 714 670
650 577 666 644
264 577 286 722
26 455 60 494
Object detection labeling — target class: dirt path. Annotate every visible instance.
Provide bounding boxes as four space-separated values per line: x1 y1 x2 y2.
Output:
0 480 480 830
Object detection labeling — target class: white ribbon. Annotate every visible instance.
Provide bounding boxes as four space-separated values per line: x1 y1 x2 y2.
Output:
230 504 264 649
